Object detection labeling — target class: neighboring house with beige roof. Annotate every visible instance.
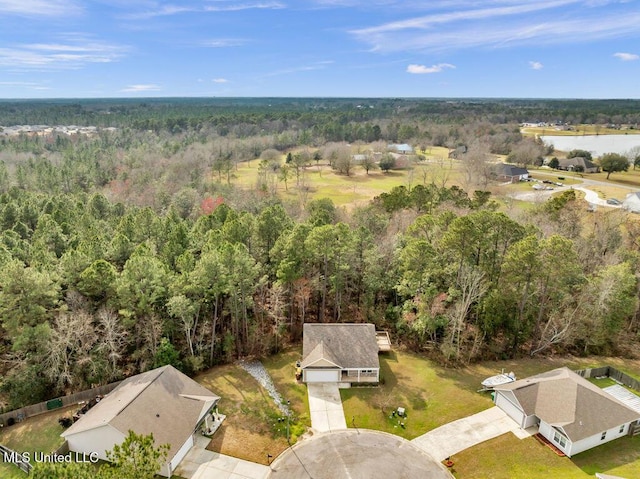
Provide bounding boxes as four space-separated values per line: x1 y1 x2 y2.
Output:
61 365 220 477
301 323 381 384
494 367 640 457
557 157 600 173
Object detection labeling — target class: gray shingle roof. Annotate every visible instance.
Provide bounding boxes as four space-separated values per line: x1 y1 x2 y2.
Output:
494 163 529 177
301 323 379 370
62 365 219 461
496 367 640 441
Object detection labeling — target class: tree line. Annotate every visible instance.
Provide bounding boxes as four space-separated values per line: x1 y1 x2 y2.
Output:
0 179 638 409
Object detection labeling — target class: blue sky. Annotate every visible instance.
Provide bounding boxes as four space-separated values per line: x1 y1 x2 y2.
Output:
0 0 639 98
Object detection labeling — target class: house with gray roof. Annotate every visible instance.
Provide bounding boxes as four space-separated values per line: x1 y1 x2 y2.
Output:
558 157 600 173
494 163 529 183
494 367 640 457
61 365 221 477
301 323 382 384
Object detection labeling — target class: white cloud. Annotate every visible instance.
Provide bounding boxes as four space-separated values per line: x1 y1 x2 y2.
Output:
203 39 247 48
204 2 285 12
529 61 543 70
264 61 333 77
614 52 639 61
212 78 229 83
120 84 162 92
0 39 127 70
125 1 285 19
0 0 81 16
350 1 640 53
407 63 455 74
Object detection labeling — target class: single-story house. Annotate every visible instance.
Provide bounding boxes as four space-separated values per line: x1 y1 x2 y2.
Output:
557 157 600 173
61 365 221 477
301 323 381 385
622 192 640 213
388 143 413 155
448 145 468 159
494 368 640 457
494 163 529 183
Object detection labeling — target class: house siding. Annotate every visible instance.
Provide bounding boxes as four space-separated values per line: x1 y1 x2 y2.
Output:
539 421 571 456
65 425 125 462
495 391 525 427
164 434 195 477
569 423 632 456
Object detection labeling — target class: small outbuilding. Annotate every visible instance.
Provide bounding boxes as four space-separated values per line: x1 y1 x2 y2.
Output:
301 323 381 385
494 367 640 457
61 365 221 477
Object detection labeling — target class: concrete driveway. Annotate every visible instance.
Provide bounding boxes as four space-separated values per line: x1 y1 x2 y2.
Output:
307 383 347 433
411 406 532 461
175 435 270 479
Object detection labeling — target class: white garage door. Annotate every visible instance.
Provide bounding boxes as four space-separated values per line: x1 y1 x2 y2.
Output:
305 369 341 383
495 392 524 427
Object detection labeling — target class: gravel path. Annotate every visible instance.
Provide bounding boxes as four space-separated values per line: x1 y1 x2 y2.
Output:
237 359 292 415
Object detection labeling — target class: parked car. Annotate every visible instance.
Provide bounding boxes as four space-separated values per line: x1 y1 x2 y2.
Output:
606 198 621 205
532 184 544 190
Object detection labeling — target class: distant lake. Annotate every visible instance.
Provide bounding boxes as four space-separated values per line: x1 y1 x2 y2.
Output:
540 134 640 157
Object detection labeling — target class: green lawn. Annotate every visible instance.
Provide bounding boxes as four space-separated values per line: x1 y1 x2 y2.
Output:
262 347 311 432
451 433 640 479
341 351 494 439
0 405 73 479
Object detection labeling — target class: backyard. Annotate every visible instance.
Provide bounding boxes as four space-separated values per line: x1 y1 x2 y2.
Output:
0 405 72 479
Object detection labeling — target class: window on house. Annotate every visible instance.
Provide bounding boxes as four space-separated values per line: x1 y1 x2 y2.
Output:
553 431 567 448
619 425 625 434
601 432 607 441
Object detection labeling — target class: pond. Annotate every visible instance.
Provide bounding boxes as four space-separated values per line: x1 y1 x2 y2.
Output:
540 134 640 157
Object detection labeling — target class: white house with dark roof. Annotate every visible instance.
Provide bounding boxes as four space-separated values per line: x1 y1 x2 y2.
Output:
623 192 640 213
301 323 381 385
494 368 640 457
61 365 220 477
494 163 529 183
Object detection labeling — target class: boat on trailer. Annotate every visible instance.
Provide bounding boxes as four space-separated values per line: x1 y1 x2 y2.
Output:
481 370 516 389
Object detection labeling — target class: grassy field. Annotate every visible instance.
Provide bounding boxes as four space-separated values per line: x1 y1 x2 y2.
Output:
522 126 640 137
0 405 73 479
225 156 462 208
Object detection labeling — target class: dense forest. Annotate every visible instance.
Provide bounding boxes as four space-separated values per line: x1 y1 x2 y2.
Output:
0 98 639 411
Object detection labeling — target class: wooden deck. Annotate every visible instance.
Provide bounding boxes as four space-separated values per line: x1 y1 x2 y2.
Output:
376 331 391 352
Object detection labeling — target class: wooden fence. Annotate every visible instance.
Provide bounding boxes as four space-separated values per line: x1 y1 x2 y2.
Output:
0 444 32 474
0 381 121 427
574 366 640 392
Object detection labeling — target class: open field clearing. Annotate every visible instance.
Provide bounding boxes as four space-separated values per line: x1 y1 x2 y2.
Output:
228 159 462 208
523 126 640 137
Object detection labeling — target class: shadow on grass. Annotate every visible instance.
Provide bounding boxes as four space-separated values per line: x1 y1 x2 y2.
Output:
573 435 640 476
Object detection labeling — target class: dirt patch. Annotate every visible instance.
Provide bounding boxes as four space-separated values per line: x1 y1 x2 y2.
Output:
207 421 289 465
